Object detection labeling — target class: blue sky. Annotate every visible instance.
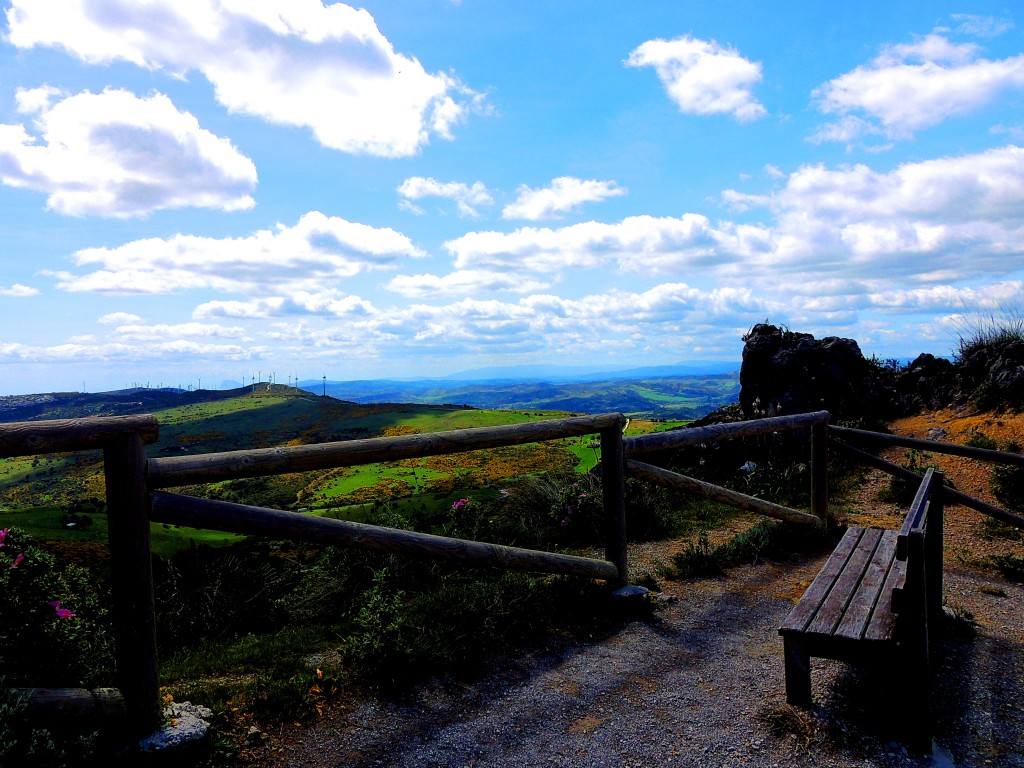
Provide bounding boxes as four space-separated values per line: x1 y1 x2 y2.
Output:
2 1 1024 394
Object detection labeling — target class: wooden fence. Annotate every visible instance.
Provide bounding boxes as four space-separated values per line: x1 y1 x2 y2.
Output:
1 409 834 737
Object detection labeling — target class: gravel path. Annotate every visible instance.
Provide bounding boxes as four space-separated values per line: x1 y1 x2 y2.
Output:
252 546 1024 768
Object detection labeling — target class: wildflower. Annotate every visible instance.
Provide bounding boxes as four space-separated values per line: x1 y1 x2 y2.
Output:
560 519 569 529
10 552 24 569
0 528 7 547
47 600 76 619
452 498 468 509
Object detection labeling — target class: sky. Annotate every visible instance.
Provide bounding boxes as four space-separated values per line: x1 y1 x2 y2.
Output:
2 1 1024 395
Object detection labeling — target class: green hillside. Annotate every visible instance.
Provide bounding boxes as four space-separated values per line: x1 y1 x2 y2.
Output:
2 387 674 556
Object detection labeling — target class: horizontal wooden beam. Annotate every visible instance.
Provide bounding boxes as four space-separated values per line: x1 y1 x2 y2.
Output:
149 491 620 581
148 412 625 487
829 424 1024 467
11 687 125 724
0 415 159 458
624 459 822 527
832 439 1024 529
623 411 830 455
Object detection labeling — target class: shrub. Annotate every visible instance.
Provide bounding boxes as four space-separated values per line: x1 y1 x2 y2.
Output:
990 552 1024 582
876 450 935 507
991 441 1024 512
0 528 114 688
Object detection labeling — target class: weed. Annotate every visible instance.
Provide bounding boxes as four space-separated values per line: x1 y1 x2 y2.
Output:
757 703 818 751
977 516 1024 542
666 520 836 580
989 552 1024 582
991 441 1024 512
876 450 935 507
942 600 977 636
965 431 998 450
668 533 721 578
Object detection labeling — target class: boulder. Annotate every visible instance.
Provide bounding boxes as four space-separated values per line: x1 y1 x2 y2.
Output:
738 323 907 425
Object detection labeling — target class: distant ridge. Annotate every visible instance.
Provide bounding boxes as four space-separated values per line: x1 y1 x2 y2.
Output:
443 361 739 383
299 363 741 419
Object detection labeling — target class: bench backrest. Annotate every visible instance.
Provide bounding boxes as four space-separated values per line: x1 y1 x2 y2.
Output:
895 467 945 639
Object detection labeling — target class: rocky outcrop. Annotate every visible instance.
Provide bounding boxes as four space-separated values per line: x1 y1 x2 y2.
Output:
738 323 907 426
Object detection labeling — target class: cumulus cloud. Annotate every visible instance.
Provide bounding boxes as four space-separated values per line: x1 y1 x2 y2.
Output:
0 88 256 217
0 340 258 363
0 284 38 297
385 270 549 298
397 177 493 217
446 213 773 275
502 177 627 220
194 292 375 319
109 322 248 342
723 144 1024 282
6 0 481 157
813 31 1024 143
626 36 766 121
98 312 143 325
53 211 425 295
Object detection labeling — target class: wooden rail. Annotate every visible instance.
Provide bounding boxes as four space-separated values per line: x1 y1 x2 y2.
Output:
624 410 831 523
832 438 1024 529
3 408 832 739
148 413 624 487
150 492 619 580
0 414 158 458
830 424 1024 467
624 459 821 526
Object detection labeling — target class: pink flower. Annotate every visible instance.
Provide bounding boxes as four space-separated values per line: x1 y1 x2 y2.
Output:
10 552 24 569
47 600 76 619
0 528 7 547
452 498 468 509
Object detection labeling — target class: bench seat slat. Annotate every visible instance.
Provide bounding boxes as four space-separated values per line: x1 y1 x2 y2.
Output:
865 552 907 641
779 527 862 634
835 529 900 641
807 527 884 636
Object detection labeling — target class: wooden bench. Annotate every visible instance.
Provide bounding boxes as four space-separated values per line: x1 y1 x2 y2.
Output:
779 468 945 750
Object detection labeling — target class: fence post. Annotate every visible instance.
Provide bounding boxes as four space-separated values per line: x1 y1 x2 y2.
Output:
600 419 628 588
104 432 161 737
811 417 829 523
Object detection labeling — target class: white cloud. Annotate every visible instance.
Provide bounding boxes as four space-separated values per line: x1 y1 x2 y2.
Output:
813 32 1024 142
54 211 425 295
0 340 258 363
385 270 550 298
0 88 256 217
98 312 143 325
502 177 627 221
445 213 773 276
626 36 766 122
397 177 493 217
950 14 1014 38
6 0 481 158
724 144 1024 283
867 281 1024 312
0 284 38 297
110 322 248 342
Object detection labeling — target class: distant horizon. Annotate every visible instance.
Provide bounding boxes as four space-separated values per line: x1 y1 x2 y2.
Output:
2 3 1018 396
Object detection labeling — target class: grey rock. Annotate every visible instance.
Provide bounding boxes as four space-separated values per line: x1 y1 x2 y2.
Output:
137 701 213 753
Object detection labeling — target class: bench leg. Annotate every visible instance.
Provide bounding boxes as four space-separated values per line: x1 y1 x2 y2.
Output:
783 636 812 708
